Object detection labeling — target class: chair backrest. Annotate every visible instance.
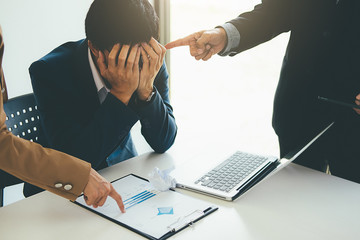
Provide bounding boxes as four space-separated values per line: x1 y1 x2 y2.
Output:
1 93 44 207
3 93 44 143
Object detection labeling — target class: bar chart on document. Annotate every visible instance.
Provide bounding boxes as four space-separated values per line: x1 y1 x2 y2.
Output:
76 174 215 239
122 181 160 210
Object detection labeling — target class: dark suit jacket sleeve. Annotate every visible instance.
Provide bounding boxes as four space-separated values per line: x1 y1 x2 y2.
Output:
0 91 91 201
227 0 292 54
129 62 177 153
30 60 140 169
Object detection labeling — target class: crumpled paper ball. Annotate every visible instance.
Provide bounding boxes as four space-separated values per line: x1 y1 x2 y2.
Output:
148 167 177 191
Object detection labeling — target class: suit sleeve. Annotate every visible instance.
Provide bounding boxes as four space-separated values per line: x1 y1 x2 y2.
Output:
227 0 292 54
0 92 91 201
30 60 140 169
129 62 177 153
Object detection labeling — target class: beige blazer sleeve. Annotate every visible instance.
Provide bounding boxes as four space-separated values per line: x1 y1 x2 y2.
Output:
0 91 91 201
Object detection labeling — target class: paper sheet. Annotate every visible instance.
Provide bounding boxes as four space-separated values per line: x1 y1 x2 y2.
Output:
76 175 214 239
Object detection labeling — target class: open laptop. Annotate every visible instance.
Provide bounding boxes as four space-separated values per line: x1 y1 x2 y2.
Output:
173 123 334 201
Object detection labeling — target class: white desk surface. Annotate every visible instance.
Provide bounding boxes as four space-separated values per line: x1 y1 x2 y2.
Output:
1 151 360 240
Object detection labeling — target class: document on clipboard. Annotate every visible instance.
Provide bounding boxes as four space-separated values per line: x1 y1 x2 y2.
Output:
75 174 218 240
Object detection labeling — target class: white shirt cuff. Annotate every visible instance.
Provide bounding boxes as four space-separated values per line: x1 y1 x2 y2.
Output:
217 23 240 56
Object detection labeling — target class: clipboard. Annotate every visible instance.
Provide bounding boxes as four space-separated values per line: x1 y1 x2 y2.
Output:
74 174 218 240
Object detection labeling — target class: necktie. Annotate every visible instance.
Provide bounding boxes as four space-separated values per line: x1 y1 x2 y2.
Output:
98 87 108 104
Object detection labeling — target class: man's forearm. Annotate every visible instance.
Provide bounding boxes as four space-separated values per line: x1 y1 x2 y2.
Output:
136 93 177 153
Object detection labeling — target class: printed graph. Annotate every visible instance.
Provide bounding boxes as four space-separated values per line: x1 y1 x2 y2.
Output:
123 190 157 210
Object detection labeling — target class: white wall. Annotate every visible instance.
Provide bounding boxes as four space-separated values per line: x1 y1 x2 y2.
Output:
169 0 287 157
0 0 93 98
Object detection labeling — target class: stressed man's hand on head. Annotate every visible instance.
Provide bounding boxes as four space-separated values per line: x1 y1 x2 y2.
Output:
97 43 141 105
165 28 227 61
95 39 166 104
138 37 166 101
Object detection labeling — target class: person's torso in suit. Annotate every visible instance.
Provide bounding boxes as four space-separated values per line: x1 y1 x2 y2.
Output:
228 0 360 149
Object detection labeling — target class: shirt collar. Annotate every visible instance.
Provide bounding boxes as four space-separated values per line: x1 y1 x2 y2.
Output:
88 48 110 93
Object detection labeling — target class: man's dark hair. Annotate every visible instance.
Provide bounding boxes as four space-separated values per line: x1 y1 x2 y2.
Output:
85 0 159 50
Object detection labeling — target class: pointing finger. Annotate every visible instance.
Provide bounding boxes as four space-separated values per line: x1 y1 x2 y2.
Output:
109 185 125 213
165 34 194 49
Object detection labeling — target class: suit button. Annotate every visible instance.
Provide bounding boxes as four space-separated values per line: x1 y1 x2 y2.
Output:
64 184 73 191
55 183 63 188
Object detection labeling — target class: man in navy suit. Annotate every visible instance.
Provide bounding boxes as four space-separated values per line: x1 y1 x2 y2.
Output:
26 0 177 196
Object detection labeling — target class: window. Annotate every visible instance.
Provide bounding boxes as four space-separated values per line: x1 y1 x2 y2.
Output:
168 0 290 156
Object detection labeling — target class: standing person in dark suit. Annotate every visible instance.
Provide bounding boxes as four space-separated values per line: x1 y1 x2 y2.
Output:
26 0 177 196
0 25 125 211
166 0 360 183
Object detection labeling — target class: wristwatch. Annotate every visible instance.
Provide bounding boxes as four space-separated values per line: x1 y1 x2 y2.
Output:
145 89 155 102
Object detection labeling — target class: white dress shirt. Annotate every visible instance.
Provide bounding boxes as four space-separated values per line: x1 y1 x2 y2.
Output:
88 48 109 104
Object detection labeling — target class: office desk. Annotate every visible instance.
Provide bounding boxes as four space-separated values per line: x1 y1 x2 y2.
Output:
1 151 359 240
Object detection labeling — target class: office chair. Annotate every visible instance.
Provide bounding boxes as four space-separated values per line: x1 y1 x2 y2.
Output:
1 93 43 207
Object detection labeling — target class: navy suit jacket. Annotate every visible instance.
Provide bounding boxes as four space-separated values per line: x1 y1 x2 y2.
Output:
227 0 360 155
25 39 177 196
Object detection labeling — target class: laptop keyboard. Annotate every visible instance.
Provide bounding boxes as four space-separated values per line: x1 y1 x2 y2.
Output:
194 151 268 192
